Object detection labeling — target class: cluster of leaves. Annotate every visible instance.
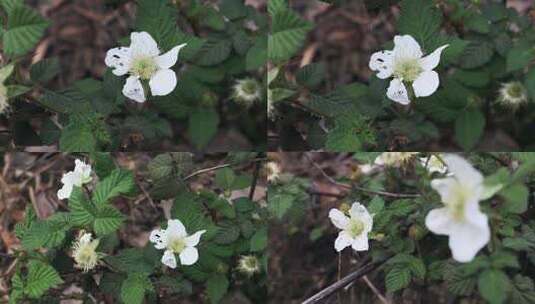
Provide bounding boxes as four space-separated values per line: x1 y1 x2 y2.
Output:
269 0 535 151
273 152 535 303
1 0 267 151
9 152 268 304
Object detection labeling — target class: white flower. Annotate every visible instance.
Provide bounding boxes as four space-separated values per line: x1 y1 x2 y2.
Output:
72 231 101 272
420 154 448 174
105 31 187 103
374 152 418 167
425 154 490 263
57 159 93 200
233 78 261 107
237 255 261 276
329 202 373 252
149 219 206 269
369 35 449 104
266 161 281 183
497 81 528 108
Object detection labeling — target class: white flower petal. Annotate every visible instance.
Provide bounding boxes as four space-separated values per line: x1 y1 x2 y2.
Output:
162 249 177 268
419 44 449 71
57 183 73 200
412 70 439 98
184 230 206 247
329 209 350 230
442 154 484 187
179 247 199 265
448 220 490 263
149 229 168 250
104 47 131 76
425 207 455 235
393 35 423 60
122 76 146 103
430 177 457 202
334 231 353 252
351 235 369 251
369 50 394 79
167 219 187 239
130 31 159 58
155 43 187 69
149 69 177 96
386 78 410 104
74 159 92 183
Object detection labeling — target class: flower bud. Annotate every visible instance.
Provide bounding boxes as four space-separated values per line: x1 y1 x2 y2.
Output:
237 255 261 277
233 78 261 107
497 81 528 109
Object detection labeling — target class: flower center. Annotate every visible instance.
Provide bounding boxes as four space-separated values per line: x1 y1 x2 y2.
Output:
394 59 423 82
446 181 471 221
242 81 258 95
131 57 158 80
75 246 98 269
505 83 525 99
169 238 186 254
348 218 365 238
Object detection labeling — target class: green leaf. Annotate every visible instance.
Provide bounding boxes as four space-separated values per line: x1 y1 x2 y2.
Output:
478 269 511 304
458 41 494 69
215 168 236 190
499 183 529 214
268 0 288 15
214 221 240 245
325 119 361 151
220 0 247 20
195 38 232 66
451 70 490 88
105 248 158 274
454 109 485 150
188 109 219 150
120 273 152 304
172 192 214 233
482 168 508 200
526 69 535 101
397 0 442 51
506 43 535 72
94 206 124 236
268 8 312 63
30 58 60 83
246 35 267 71
25 261 63 298
92 169 135 206
3 5 48 56
268 193 293 219
59 118 98 152
250 227 268 252
296 62 326 88
206 274 229 304
385 265 412 292
1 0 24 13
511 275 535 304
367 196 385 214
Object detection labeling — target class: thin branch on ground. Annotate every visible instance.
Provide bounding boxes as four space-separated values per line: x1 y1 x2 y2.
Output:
361 275 390 304
183 158 266 181
301 257 388 304
304 153 421 198
249 160 261 200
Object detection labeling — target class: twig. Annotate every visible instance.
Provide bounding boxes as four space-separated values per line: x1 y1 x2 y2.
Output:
301 257 387 304
304 153 421 198
362 275 390 304
183 158 266 181
248 160 261 200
